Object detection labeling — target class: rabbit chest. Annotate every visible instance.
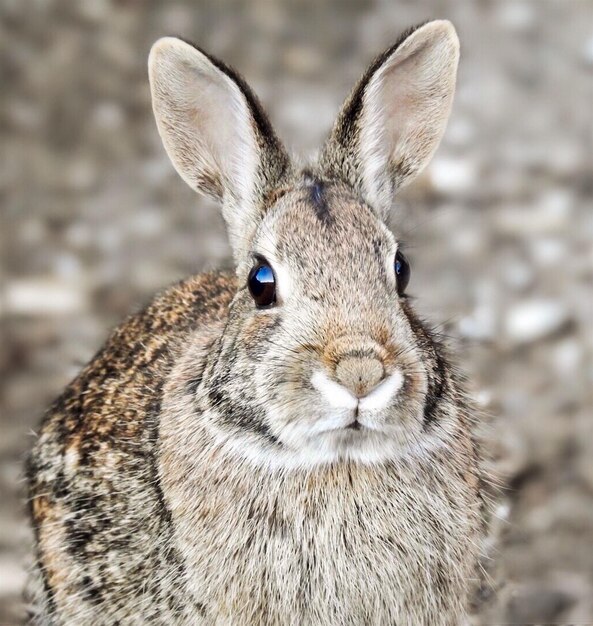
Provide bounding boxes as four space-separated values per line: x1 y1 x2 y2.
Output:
159 386 481 626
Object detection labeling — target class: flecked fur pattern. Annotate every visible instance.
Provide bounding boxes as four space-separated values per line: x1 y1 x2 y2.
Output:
27 20 484 625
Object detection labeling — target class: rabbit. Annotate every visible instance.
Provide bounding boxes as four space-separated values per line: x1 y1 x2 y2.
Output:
27 20 485 626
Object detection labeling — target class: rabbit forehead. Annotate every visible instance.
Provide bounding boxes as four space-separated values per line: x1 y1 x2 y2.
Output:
255 181 397 288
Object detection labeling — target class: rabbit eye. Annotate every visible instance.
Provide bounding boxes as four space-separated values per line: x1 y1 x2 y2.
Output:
248 261 277 307
394 250 410 295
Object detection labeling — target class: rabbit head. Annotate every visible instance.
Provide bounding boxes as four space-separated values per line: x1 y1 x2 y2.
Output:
149 21 460 467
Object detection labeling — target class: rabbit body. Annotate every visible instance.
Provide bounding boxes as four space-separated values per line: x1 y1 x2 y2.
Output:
28 271 480 626
28 20 484 626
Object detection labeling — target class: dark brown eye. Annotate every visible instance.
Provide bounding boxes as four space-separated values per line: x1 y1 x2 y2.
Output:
248 262 276 307
394 250 410 295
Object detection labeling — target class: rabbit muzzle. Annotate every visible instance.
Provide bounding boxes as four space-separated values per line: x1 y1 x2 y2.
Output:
310 333 407 422
335 355 385 397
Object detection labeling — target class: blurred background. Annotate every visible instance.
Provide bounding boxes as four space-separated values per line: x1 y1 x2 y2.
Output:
1 0 592 623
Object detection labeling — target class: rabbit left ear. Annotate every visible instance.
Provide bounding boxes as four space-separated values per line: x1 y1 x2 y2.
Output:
320 20 460 219
149 38 290 260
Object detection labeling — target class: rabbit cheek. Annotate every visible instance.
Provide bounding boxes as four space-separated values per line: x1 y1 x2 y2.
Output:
205 360 278 445
401 303 450 429
242 312 282 360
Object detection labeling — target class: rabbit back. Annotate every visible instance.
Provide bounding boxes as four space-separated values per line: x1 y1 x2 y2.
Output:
26 272 236 624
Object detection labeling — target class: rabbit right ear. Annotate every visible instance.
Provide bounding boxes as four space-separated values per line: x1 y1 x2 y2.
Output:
149 38 290 260
319 21 459 220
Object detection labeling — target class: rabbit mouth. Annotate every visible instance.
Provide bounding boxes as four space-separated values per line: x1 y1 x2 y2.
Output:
305 402 404 437
314 415 395 436
316 415 367 434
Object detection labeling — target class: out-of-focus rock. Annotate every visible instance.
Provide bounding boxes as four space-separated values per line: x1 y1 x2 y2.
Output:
0 558 27 599
4 279 88 315
158 6 196 36
547 141 584 176
283 45 325 76
65 159 97 192
503 299 570 345
577 454 593 492
18 218 47 245
500 256 535 292
553 339 584 376
428 156 479 195
528 237 566 267
92 102 126 132
76 0 110 24
450 223 487 258
458 304 497 341
53 253 83 280
64 222 92 249
506 585 574 625
492 426 530 483
495 1 536 32
582 34 593 66
494 189 573 237
444 116 476 148
141 157 175 187
472 388 493 409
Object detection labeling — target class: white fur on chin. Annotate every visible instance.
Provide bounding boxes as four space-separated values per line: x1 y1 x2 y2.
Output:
203 404 451 472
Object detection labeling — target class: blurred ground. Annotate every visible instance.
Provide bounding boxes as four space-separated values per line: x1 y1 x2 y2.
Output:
1 0 592 624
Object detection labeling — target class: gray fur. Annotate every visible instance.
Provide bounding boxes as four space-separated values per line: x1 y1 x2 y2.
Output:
27 21 483 625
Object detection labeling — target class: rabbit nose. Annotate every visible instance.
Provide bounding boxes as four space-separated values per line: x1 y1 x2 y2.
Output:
335 356 385 398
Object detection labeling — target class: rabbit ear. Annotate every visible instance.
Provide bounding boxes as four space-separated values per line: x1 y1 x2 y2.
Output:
149 38 290 259
319 20 459 219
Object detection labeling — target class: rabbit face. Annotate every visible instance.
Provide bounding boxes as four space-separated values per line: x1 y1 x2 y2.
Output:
149 21 460 467
197 179 443 466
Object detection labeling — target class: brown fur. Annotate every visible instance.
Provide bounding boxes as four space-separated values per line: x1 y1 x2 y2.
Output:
27 21 484 625
27 274 236 623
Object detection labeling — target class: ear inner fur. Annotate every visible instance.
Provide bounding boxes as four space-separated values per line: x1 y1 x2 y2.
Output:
319 20 459 219
149 37 291 262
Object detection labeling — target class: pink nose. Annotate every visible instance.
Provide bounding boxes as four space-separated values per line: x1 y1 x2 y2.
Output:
334 356 385 397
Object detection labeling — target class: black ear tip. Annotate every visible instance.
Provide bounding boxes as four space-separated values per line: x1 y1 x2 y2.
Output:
393 20 431 45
